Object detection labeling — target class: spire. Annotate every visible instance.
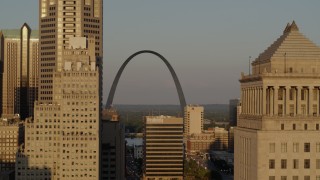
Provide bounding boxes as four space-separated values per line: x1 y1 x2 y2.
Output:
283 21 299 34
283 23 291 34
290 20 299 31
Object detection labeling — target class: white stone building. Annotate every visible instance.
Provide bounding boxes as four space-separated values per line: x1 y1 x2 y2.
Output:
235 21 320 180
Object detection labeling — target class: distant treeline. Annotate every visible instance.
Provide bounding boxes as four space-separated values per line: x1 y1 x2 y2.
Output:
108 104 229 133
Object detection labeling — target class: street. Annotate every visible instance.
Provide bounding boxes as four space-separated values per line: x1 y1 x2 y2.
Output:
188 154 233 180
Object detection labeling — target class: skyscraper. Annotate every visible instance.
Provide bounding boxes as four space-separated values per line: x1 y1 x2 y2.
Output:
14 1 104 178
16 36 100 180
0 24 39 119
235 21 320 180
38 0 103 102
143 116 184 180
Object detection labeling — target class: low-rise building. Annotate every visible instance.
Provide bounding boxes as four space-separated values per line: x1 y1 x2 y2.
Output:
187 127 229 153
0 116 23 179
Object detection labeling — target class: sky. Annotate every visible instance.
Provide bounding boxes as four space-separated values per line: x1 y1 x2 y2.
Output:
1 0 320 105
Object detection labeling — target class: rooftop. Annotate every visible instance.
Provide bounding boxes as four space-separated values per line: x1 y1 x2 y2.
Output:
253 21 320 65
0 29 39 39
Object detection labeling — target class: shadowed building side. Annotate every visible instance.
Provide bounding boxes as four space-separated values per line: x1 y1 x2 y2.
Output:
0 24 39 120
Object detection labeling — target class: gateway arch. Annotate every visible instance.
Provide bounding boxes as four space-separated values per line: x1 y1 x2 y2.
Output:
106 50 187 113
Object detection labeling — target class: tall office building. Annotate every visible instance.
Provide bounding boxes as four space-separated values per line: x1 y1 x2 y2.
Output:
15 0 104 179
39 0 103 102
16 37 100 180
235 22 320 180
0 24 39 119
184 105 204 136
143 116 184 180
101 108 125 180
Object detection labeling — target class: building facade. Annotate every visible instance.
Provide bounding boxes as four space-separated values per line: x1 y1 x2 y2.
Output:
235 22 320 180
229 99 240 126
143 116 184 180
101 108 125 180
16 37 100 180
228 127 234 153
184 105 204 136
0 24 39 119
38 0 103 102
0 117 23 179
134 145 143 159
187 127 229 153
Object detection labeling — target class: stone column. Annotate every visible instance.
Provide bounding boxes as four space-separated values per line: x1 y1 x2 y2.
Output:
246 88 249 114
274 86 279 115
242 88 245 114
260 87 263 115
286 86 291 116
257 87 260 115
317 87 320 116
309 86 313 115
256 87 259 115
297 86 301 115
266 88 269 115
270 87 274 115
263 86 267 115
250 88 253 114
254 88 256 114
255 87 258 115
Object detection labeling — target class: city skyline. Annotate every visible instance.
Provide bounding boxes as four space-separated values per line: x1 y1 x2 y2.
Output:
1 1 320 104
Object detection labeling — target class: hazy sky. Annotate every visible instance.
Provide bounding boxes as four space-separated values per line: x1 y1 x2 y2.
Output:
1 0 320 105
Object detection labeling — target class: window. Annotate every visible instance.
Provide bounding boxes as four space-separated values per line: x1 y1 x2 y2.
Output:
269 176 275 180
293 159 299 169
317 124 319 130
279 88 284 100
301 89 305 100
281 176 287 180
269 143 275 153
281 159 287 169
304 124 308 130
269 159 275 169
290 105 294 116
293 176 298 180
302 105 306 115
290 88 294 100
281 143 287 153
316 176 320 180
281 124 284 130
317 143 320 152
279 105 284 116
304 143 310 152
293 143 299 153
304 176 310 180
317 159 320 169
293 124 296 130
304 159 310 169
313 89 318 100
313 105 317 116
